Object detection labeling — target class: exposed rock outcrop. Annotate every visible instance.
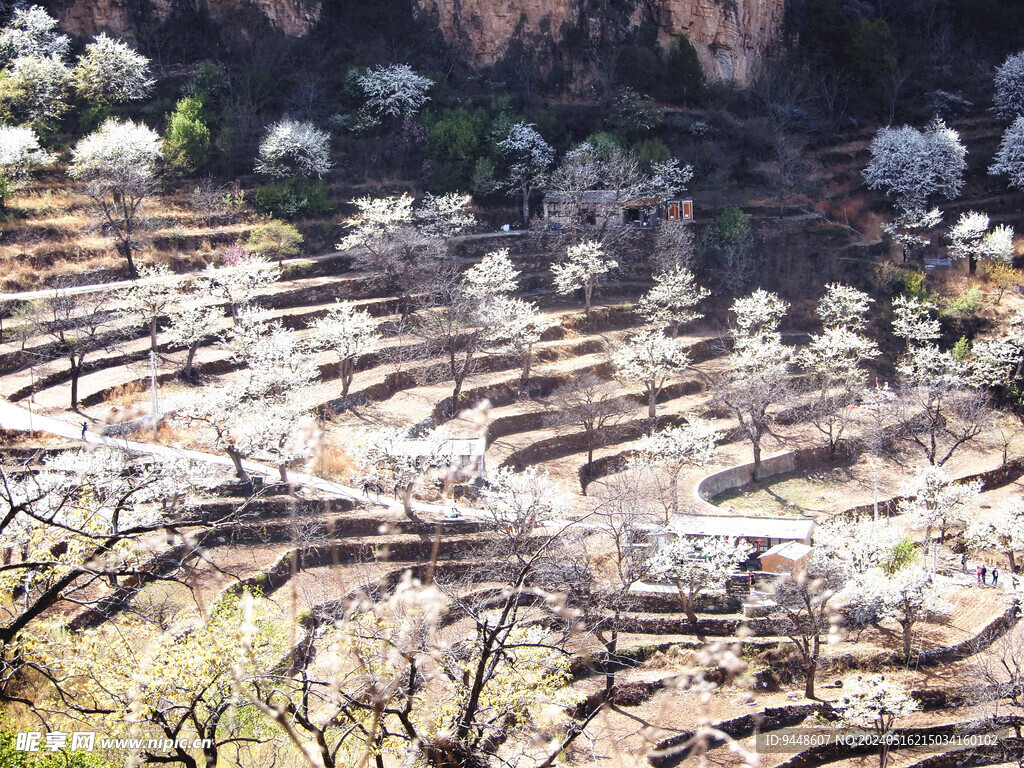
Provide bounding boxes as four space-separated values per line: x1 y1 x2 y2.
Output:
414 0 785 85
46 0 781 86
47 0 322 43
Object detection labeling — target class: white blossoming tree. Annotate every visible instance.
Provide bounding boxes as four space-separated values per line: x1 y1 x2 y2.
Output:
0 7 69 64
895 342 989 466
72 33 154 104
483 295 556 383
176 315 318 483
26 289 115 410
994 50 1024 121
891 295 941 347
463 248 520 299
814 518 914 579
966 500 1024 571
0 124 52 209
947 211 1015 274
990 116 1024 191
0 448 229 696
856 566 950 659
863 119 966 221
201 254 280 324
649 534 750 628
307 300 380 396
351 427 453 520
480 466 570 560
461 247 555 382
498 122 554 224
637 266 709 336
772 569 846 699
889 304 989 467
798 284 879 457
630 418 721 517
718 289 793 480
0 53 72 132
415 192 476 238
612 327 691 418
899 465 980 555
115 263 179 354
69 118 162 278
254 118 331 180
839 674 919 768
338 193 474 297
166 301 222 379
551 240 618 314
357 63 432 122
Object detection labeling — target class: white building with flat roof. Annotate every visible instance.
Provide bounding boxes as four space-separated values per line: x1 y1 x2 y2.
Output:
666 513 814 556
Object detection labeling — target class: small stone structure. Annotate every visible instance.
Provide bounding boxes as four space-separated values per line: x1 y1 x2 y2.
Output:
543 191 693 228
759 541 812 574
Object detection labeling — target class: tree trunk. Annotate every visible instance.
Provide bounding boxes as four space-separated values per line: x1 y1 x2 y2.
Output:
278 463 288 483
69 358 81 410
804 657 817 699
648 386 657 419
400 484 419 522
683 597 698 630
121 241 138 280
184 342 199 378
451 378 463 419
521 185 530 225
584 282 593 315
751 439 762 481
150 317 158 354
1008 550 1017 573
341 358 353 396
902 622 914 660
521 346 532 383
226 446 252 487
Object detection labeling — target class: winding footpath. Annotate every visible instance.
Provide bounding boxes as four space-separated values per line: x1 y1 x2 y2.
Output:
0 397 483 521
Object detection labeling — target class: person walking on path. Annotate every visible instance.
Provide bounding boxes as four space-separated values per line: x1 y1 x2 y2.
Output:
993 568 999 586
977 565 982 584
81 422 88 440
981 565 988 584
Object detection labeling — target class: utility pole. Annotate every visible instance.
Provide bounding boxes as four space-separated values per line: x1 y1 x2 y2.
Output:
149 350 159 441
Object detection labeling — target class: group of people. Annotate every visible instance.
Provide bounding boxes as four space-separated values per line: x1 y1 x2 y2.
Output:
977 564 1000 586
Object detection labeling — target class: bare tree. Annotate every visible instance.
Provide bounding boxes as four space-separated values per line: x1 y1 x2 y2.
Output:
772 570 845 700
27 288 117 410
414 266 495 419
550 372 634 485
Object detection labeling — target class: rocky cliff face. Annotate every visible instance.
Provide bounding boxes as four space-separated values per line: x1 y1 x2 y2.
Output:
48 0 322 43
47 0 780 86
414 0 785 85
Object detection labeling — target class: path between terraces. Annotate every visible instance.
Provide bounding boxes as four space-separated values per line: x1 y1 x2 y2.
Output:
0 230 531 302
0 397 489 522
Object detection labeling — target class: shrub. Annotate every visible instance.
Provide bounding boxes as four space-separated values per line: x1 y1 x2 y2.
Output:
253 178 332 219
246 219 303 264
942 284 983 319
163 96 210 174
900 270 930 301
